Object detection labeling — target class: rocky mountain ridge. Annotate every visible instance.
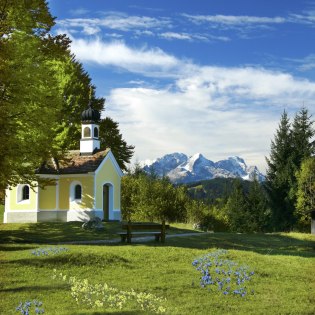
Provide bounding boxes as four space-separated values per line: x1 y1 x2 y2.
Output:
141 153 265 184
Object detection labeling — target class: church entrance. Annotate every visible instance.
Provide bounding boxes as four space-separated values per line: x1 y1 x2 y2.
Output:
103 184 111 221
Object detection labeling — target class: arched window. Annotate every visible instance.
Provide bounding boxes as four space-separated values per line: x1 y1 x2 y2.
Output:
22 185 29 200
84 127 91 137
74 184 82 200
94 127 99 138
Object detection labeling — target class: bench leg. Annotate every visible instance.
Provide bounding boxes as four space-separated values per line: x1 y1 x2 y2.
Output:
161 232 165 243
155 234 161 242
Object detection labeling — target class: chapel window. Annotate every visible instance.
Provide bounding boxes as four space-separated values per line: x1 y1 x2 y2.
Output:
22 185 30 200
75 184 82 200
84 127 91 137
94 127 99 138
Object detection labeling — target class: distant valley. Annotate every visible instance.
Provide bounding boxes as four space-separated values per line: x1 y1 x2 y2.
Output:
140 152 265 184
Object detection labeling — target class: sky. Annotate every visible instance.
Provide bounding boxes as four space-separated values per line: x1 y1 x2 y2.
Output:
48 0 315 173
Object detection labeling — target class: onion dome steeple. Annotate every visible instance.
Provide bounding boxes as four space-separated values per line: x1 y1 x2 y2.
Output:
80 90 101 155
81 101 100 123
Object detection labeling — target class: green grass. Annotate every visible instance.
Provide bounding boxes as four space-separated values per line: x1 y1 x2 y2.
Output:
1 205 315 314
0 206 199 244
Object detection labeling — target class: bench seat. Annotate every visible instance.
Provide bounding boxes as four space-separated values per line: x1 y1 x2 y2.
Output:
117 231 162 242
117 221 169 243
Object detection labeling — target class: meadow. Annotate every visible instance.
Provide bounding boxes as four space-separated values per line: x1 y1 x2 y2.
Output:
1 206 315 315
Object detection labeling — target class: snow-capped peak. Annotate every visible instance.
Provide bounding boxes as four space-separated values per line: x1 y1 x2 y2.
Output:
140 152 265 183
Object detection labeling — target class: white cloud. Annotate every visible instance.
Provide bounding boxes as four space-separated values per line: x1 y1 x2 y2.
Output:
70 38 183 76
160 32 193 41
70 8 90 16
70 38 315 172
57 14 171 34
106 86 279 173
183 14 286 26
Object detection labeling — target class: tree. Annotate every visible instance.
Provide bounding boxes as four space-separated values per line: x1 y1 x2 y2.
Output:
0 0 134 190
99 117 135 171
291 108 315 168
246 178 271 232
121 170 188 223
289 108 315 207
265 111 295 231
224 179 250 232
0 0 63 189
295 157 315 231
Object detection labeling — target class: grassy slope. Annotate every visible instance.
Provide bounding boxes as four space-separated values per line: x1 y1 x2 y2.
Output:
1 205 315 314
0 205 198 243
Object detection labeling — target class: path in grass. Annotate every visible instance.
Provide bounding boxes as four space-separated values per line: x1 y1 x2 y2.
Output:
57 231 212 244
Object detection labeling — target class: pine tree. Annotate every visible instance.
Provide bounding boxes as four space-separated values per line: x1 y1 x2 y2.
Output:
288 108 315 217
291 108 315 168
247 178 270 232
99 117 135 171
225 179 250 232
265 110 295 231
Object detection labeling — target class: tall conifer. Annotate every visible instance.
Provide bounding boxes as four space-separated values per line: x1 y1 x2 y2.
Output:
265 111 295 230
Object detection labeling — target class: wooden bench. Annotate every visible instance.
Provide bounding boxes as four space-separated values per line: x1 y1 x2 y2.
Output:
117 221 169 243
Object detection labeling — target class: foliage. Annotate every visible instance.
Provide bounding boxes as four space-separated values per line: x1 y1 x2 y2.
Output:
223 179 270 233
265 108 314 231
52 270 166 314
0 0 62 189
192 249 255 297
15 300 44 315
295 157 315 230
121 171 188 222
186 178 252 204
265 110 295 230
0 0 133 190
186 200 229 232
99 117 135 171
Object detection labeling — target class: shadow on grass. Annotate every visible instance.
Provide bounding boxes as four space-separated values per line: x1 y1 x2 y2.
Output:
0 222 197 244
1 221 314 259
0 221 121 244
76 312 144 315
2 252 131 268
0 245 37 251
0 284 65 293
158 232 315 258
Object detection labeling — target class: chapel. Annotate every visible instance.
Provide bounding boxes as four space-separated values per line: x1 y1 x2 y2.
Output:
4 103 123 223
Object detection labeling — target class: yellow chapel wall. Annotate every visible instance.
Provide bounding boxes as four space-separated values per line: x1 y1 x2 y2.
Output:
38 182 57 210
95 158 121 210
8 184 37 211
59 175 94 210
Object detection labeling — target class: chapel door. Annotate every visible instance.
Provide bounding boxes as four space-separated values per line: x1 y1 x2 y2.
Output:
103 184 110 221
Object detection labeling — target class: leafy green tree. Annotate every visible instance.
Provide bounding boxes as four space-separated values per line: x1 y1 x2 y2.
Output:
265 111 295 231
99 117 135 171
0 0 134 190
295 157 315 231
121 171 188 223
0 0 62 189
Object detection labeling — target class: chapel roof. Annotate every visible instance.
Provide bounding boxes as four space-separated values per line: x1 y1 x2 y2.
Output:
36 148 110 175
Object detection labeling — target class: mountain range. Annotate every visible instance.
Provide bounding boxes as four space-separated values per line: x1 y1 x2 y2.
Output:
140 153 265 184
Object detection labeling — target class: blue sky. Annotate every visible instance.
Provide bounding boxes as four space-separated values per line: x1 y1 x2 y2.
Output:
48 0 315 173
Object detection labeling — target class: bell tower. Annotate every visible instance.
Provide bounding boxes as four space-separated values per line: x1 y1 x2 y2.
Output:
80 100 101 155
